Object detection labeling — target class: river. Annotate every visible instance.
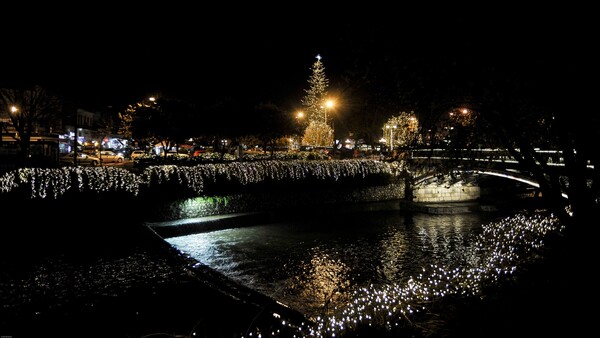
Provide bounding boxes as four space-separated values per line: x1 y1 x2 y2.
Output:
165 201 515 320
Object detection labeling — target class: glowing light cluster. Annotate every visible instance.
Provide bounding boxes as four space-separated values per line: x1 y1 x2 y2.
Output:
0 160 401 199
0 167 139 199
242 212 562 337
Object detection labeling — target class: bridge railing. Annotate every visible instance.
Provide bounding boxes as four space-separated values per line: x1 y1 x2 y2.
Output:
408 148 569 166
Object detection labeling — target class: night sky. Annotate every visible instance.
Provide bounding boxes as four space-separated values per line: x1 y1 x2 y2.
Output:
2 7 594 113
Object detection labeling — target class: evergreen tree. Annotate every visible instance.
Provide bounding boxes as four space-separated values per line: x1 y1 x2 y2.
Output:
302 120 333 148
300 54 335 147
301 54 330 124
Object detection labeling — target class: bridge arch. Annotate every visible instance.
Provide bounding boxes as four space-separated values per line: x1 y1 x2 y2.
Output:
413 168 538 188
411 167 568 199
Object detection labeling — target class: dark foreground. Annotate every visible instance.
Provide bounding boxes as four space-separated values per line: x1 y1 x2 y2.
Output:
0 203 595 338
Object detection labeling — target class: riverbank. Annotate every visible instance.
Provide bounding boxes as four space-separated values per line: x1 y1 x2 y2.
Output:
0 214 309 338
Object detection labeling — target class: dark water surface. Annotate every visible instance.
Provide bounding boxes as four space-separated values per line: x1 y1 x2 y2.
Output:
166 205 513 319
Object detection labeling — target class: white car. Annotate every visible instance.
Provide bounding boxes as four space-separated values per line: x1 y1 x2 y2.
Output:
59 152 101 166
130 150 147 160
98 150 125 163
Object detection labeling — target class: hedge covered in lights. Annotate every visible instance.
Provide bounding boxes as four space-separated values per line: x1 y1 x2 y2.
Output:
0 159 408 200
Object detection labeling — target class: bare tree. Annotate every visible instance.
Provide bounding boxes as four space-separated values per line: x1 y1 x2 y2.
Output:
0 85 61 165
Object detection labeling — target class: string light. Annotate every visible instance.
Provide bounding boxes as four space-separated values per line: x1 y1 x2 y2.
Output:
0 160 401 199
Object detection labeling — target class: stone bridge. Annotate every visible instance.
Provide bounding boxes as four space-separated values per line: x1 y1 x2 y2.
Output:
402 148 583 202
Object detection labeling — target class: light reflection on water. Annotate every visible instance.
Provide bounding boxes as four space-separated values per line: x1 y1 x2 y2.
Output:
166 208 509 319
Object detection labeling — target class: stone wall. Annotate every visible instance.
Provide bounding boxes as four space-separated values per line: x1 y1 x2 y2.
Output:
413 182 480 203
146 182 406 222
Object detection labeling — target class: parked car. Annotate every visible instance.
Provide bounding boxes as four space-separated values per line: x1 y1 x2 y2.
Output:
112 148 132 159
59 152 101 166
193 146 208 156
130 150 147 160
164 151 189 158
98 150 124 163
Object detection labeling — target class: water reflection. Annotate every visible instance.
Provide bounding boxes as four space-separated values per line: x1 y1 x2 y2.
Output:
285 249 351 318
166 208 510 320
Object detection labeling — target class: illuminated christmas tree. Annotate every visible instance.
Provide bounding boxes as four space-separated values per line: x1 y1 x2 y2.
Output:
300 54 333 147
302 120 333 148
382 111 421 150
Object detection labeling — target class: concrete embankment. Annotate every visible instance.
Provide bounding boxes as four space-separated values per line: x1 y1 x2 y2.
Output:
146 199 509 239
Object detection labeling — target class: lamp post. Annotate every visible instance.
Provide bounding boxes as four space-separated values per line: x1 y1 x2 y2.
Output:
9 106 20 140
295 111 305 149
2 106 19 146
324 99 337 149
296 111 305 132
324 99 335 124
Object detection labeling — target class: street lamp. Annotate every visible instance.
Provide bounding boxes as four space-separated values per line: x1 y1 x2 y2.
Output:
144 96 157 108
296 111 305 131
8 106 20 139
295 111 305 149
324 99 335 123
